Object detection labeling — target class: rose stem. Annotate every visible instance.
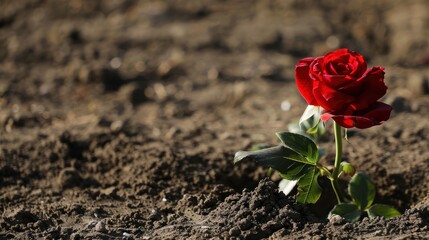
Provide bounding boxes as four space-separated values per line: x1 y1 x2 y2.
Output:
331 121 345 203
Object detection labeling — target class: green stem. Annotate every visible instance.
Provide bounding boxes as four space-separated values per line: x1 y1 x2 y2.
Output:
331 122 345 203
330 180 342 204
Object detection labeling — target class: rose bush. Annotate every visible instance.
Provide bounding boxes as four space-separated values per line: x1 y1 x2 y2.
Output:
295 49 392 129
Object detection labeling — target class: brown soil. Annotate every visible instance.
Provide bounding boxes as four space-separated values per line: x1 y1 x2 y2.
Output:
1 0 429 239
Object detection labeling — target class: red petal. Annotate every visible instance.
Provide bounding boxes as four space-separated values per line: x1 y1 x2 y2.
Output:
295 58 318 105
321 102 392 129
323 49 367 78
346 67 387 111
349 53 367 77
322 74 355 89
313 80 355 112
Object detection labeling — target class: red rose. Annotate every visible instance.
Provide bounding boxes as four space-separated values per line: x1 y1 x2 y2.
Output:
295 49 392 129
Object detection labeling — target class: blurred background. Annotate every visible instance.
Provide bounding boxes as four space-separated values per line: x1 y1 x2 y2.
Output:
1 0 428 120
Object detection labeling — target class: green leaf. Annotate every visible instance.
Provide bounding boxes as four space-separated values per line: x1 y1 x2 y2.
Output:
279 164 312 180
329 203 361 222
234 146 310 179
367 204 401 219
348 172 375 211
275 132 319 163
296 167 321 204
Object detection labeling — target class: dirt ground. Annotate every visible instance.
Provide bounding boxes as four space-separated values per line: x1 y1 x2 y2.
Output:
1 0 429 239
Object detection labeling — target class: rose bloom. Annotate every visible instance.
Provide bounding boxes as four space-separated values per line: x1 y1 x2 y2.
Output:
295 49 392 129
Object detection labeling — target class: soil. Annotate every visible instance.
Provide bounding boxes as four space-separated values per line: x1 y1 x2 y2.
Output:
1 0 429 239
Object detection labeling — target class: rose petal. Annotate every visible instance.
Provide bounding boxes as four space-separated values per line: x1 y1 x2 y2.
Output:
345 67 387 111
313 80 355 112
349 53 367 77
327 62 339 75
323 74 355 89
321 102 392 129
295 57 318 105
323 49 367 78
324 49 350 63
309 57 324 80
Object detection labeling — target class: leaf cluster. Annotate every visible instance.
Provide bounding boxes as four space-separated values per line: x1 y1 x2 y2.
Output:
329 173 400 221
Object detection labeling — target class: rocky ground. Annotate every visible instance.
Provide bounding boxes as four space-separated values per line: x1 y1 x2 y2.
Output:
1 0 429 239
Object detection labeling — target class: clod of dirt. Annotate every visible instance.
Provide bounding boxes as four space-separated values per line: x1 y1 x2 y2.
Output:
56 167 99 190
57 167 83 189
4 208 39 225
206 179 319 239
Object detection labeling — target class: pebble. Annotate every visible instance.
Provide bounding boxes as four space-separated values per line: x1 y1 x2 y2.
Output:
95 221 107 232
123 232 133 238
329 214 346 225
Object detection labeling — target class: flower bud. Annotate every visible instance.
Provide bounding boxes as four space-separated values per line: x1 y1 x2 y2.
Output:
341 162 356 176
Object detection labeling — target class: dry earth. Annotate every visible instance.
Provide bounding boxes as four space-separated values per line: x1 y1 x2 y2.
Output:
1 0 429 239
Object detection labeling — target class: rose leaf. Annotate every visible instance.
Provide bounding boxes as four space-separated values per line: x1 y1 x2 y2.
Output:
234 146 312 180
367 204 401 219
296 167 322 204
348 172 375 211
275 132 319 163
329 203 361 222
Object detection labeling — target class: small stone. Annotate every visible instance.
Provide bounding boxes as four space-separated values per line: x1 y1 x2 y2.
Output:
123 232 133 238
100 187 117 197
110 57 122 69
95 221 107 232
110 121 123 131
329 214 346 225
